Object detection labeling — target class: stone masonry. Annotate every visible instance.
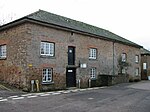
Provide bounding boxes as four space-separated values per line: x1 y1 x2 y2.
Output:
0 10 142 91
0 22 141 91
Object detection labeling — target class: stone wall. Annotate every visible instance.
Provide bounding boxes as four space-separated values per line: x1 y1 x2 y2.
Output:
0 22 141 91
114 43 141 81
90 74 129 87
0 23 29 88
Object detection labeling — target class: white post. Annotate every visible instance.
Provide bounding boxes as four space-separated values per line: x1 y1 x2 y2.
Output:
89 79 91 88
31 80 34 92
78 79 81 88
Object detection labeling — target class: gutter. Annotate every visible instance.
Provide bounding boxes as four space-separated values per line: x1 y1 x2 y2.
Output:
0 17 28 31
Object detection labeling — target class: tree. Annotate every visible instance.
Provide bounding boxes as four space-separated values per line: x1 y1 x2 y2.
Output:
0 18 6 26
0 13 15 26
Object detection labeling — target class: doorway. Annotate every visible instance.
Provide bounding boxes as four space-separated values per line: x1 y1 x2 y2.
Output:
66 68 76 87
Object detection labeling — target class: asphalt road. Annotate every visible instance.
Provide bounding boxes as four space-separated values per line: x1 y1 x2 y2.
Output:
0 81 150 112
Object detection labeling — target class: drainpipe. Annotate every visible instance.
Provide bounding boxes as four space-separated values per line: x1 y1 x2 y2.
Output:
113 42 115 75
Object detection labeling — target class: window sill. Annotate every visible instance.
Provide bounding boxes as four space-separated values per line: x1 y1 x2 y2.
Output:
0 57 7 60
42 81 54 85
89 58 97 61
40 55 56 59
90 78 96 80
135 75 140 77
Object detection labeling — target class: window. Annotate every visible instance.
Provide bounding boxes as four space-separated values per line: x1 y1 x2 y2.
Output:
89 48 97 59
135 55 139 63
40 42 54 56
122 68 126 74
121 53 127 62
135 68 139 76
42 68 53 83
143 63 147 70
0 45 6 58
90 68 96 79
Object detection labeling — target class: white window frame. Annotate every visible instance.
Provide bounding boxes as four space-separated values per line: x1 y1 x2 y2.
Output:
135 55 139 63
42 68 53 83
89 48 97 59
40 42 54 56
90 68 96 79
121 53 127 62
135 68 139 76
122 68 126 74
0 45 6 58
143 63 147 70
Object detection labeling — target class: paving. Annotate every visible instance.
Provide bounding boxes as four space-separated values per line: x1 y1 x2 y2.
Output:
128 81 150 90
0 83 25 99
0 81 150 112
0 86 103 102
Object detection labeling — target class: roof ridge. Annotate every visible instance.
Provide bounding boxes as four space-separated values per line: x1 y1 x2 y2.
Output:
27 10 106 30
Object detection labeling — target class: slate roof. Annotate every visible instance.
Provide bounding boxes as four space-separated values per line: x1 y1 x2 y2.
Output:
0 10 142 48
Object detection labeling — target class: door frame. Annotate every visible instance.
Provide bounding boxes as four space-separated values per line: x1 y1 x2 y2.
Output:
66 68 76 87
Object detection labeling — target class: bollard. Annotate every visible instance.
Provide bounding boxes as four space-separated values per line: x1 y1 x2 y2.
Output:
78 79 81 88
35 80 40 92
88 79 91 88
31 80 34 92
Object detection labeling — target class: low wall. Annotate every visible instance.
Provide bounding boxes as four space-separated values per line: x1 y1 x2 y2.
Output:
91 74 129 87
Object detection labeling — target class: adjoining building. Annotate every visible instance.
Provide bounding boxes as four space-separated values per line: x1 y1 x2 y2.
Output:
141 48 150 80
0 10 142 91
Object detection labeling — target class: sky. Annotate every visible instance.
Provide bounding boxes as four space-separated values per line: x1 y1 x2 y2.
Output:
0 0 150 49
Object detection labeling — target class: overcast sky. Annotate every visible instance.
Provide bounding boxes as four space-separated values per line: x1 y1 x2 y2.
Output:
0 0 150 49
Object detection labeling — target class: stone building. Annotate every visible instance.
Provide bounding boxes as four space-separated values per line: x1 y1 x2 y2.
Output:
141 48 150 80
0 10 142 91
